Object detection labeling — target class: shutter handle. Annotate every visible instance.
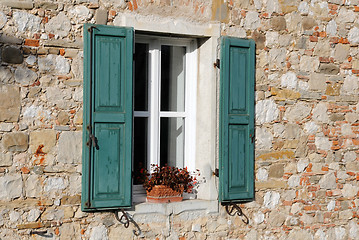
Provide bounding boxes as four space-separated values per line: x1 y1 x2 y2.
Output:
89 134 99 150
250 133 255 143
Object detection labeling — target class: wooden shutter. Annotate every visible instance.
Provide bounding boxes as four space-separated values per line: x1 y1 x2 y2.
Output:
219 37 255 202
82 24 133 210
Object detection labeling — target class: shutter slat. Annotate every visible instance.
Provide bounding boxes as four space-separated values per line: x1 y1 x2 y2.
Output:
220 37 255 203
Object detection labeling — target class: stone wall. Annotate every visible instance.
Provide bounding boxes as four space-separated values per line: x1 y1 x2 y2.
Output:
0 0 359 239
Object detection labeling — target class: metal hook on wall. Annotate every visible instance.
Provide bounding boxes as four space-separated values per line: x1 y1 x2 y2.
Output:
114 209 130 228
113 209 142 236
225 202 249 224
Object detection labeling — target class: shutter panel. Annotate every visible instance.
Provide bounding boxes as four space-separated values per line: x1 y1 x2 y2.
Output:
82 24 133 210
219 37 255 203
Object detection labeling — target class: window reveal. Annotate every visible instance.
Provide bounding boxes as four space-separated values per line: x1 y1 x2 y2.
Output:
133 38 196 179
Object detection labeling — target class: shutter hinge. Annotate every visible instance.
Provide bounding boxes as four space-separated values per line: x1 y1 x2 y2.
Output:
213 168 219 177
214 59 220 69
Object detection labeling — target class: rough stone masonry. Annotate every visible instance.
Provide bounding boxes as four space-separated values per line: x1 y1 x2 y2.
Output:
1 0 359 239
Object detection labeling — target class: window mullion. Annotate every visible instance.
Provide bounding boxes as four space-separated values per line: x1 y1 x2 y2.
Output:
149 41 161 171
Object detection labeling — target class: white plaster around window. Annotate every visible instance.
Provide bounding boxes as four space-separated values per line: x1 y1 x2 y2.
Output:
127 200 219 222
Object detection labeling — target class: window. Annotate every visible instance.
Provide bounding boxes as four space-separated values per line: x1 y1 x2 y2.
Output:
133 36 197 184
81 24 255 211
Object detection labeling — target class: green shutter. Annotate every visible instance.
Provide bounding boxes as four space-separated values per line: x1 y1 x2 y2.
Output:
219 37 255 203
82 24 133 210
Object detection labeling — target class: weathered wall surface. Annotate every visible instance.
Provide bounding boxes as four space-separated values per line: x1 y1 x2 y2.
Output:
0 0 359 239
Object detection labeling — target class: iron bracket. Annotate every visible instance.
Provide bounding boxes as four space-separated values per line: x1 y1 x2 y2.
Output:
225 202 249 224
114 209 130 228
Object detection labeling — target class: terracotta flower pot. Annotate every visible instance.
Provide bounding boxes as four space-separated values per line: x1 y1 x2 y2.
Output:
146 185 184 203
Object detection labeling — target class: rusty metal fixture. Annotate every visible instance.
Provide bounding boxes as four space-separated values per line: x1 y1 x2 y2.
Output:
86 25 100 208
225 202 249 224
114 209 130 228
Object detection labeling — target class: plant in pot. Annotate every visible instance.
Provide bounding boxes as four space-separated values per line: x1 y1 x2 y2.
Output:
141 165 199 203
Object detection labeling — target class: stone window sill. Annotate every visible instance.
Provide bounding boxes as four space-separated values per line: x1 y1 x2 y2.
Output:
127 200 219 221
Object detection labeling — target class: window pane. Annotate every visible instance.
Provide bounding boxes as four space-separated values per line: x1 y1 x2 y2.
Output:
134 43 149 111
160 117 185 168
133 117 148 184
161 45 186 112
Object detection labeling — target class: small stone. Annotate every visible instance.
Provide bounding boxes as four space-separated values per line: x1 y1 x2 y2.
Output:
95 8 107 25
263 191 280 209
90 225 109 240
288 175 300 187
334 44 350 62
296 37 307 49
2 46 23 64
15 66 37 86
338 8 355 23
61 195 81 205
256 127 273 150
41 207 64 221
192 224 201 232
256 99 279 124
348 27 359 44
302 17 317 30
74 110 83 125
0 123 13 132
319 172 337 190
45 13 71 38
0 34 22 45
0 174 23 201
287 229 313 240
13 11 40 32
27 209 41 222
57 131 82 164
57 111 69 125
269 211 286 227
244 11 260 30
342 184 359 198
343 151 356 162
26 55 37 65
281 72 297 89
1 1 33 9
36 2 58 10
25 175 42 198
312 102 329 123
268 164 284 178
0 153 12 167
251 30 265 49
17 222 44 230
0 11 7 29
342 75 358 95
2 132 28 152
256 168 268 181
284 102 311 122
297 159 309 172
270 16 286 31
0 85 20 122
44 177 67 192
29 130 56 154
300 56 320 72
315 136 331 151
63 206 74 219
325 82 340 96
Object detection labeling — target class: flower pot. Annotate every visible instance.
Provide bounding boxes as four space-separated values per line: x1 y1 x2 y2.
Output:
146 185 184 203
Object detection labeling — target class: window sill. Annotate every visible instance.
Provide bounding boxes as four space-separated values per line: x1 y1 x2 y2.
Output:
127 199 219 222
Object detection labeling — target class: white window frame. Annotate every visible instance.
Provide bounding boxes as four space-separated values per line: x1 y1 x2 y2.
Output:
134 35 198 173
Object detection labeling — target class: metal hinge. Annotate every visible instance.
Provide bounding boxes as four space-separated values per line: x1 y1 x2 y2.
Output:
213 168 219 177
214 59 220 69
